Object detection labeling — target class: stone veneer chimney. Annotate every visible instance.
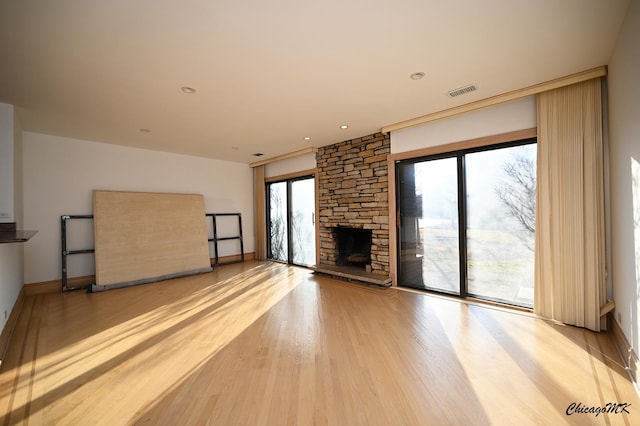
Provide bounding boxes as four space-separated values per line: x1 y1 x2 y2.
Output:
316 132 390 276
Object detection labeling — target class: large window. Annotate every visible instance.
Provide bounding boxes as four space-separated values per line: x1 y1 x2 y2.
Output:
397 139 536 308
267 176 316 266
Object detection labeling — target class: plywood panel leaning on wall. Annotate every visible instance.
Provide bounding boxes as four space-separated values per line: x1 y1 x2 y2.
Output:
91 190 212 292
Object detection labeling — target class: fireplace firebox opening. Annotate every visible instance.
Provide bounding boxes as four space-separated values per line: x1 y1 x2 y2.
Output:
333 227 373 268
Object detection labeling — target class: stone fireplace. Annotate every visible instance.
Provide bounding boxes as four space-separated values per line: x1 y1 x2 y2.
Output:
316 132 390 279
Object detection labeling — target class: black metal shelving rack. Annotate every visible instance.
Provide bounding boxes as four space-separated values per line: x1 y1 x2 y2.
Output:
61 212 245 292
207 213 244 266
60 214 95 292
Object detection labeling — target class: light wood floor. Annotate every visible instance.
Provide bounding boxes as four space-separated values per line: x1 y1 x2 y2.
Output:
1 261 638 425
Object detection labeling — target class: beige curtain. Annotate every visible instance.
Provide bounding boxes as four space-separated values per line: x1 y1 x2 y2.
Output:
253 165 267 260
534 78 606 331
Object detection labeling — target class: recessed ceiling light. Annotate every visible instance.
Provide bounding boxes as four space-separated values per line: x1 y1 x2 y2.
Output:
340 125 348 129
410 72 425 80
139 128 151 133
304 137 311 141
181 86 196 94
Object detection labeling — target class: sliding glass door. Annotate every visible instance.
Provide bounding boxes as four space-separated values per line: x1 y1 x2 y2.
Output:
267 176 316 266
398 156 461 295
465 145 536 307
397 140 536 308
268 181 289 262
291 178 316 265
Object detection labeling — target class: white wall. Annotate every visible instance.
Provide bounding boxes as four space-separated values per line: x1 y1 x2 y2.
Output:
391 97 536 154
0 103 24 335
608 0 640 352
0 103 14 222
22 132 254 284
13 112 23 226
0 244 23 332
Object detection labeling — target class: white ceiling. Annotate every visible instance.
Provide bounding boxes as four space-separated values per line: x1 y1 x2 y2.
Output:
0 0 630 164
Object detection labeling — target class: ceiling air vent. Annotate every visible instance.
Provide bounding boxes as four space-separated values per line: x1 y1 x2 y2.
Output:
447 84 477 98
